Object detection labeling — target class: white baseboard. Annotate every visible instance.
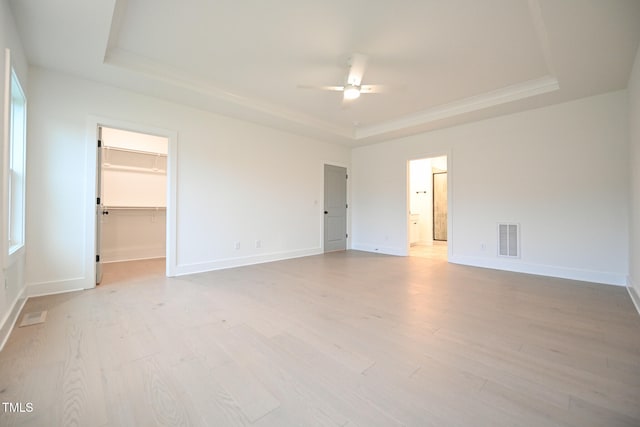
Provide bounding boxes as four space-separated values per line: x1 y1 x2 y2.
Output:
174 247 323 276
26 277 89 298
102 246 165 263
351 243 406 256
1 278 86 351
627 276 640 316
0 287 27 351
449 255 626 286
103 255 165 264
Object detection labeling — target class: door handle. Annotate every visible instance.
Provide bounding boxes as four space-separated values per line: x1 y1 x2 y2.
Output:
324 211 328 214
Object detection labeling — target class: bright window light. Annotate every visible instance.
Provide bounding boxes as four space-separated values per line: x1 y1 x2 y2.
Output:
7 68 26 257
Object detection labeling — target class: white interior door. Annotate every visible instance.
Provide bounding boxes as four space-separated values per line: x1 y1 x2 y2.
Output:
324 164 347 252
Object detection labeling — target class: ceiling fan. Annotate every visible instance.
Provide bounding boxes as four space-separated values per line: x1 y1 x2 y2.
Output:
298 53 386 101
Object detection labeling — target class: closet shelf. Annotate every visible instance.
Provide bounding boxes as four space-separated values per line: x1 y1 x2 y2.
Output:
102 145 168 174
102 163 166 174
104 146 167 157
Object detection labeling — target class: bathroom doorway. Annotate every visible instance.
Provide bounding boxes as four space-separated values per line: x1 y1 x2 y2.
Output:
408 156 448 260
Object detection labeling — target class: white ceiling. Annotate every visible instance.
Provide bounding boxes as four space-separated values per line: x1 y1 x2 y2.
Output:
9 0 640 146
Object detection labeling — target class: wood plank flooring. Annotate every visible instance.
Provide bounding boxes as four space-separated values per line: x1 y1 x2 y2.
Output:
1 252 639 426
409 241 448 260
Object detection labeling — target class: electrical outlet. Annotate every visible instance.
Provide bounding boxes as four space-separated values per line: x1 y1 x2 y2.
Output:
234 241 241 250
481 243 486 251
255 240 261 249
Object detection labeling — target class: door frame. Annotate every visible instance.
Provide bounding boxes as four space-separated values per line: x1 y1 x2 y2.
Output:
85 116 178 287
406 151 452 258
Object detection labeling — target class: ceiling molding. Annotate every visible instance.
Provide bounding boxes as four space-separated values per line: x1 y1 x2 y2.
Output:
102 0 560 144
105 0 129 57
104 43 560 143
355 75 560 140
527 0 557 76
78 0 638 146
104 48 354 140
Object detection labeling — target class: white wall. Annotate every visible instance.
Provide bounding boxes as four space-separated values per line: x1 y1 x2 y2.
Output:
25 67 350 293
629 43 640 307
101 209 166 263
352 91 629 285
0 0 28 348
102 168 167 207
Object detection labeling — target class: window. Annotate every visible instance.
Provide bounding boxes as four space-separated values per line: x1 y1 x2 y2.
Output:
7 68 26 257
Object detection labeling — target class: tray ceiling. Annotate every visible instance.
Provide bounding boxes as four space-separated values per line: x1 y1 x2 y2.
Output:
9 0 640 145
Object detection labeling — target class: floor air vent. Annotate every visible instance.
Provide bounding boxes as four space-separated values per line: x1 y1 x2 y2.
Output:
19 311 47 327
498 223 519 258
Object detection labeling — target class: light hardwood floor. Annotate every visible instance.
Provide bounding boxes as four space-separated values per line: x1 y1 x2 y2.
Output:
409 241 448 260
1 251 639 426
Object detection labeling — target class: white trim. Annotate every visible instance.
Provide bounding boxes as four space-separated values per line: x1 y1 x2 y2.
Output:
627 277 640 316
351 243 406 257
173 247 322 276
356 76 560 140
104 21 559 144
103 256 165 265
86 116 178 289
99 2 560 145
0 285 26 351
2 49 11 269
4 245 24 267
5 67 27 266
102 247 166 263
104 48 353 141
25 277 86 297
0 283 86 350
166 126 178 277
449 254 627 286
527 0 557 76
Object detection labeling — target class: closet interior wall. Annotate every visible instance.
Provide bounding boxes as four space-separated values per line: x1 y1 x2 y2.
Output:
100 127 168 263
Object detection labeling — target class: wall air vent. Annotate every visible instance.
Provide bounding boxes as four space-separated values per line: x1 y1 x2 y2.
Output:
498 223 519 258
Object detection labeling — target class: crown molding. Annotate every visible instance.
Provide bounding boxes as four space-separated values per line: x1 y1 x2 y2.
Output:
103 0 559 144
103 47 354 140
104 47 559 143
355 75 560 140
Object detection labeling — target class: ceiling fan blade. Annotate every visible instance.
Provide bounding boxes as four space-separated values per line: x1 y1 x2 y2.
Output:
360 84 387 94
346 53 367 86
297 85 345 92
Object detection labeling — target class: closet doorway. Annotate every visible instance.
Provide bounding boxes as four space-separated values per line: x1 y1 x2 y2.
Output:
408 156 448 260
96 126 169 284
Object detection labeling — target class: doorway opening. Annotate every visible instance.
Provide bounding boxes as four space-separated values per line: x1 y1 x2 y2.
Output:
408 156 448 260
96 126 169 285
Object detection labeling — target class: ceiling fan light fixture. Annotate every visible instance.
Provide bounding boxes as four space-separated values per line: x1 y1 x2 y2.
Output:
343 84 361 100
